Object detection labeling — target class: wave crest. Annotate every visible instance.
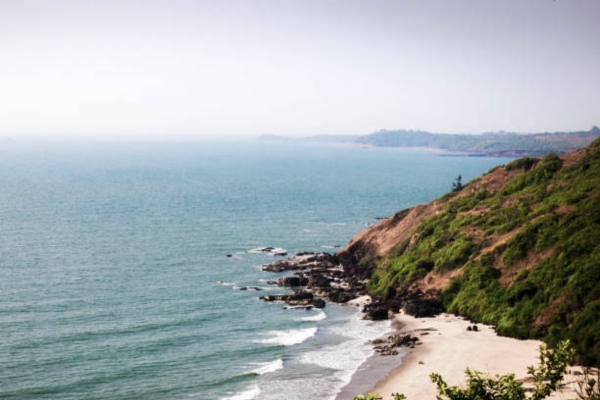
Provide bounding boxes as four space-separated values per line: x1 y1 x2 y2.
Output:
251 359 283 375
255 327 317 346
300 310 326 322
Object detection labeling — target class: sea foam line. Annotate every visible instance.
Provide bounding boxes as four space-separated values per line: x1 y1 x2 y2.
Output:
255 327 317 347
299 309 326 322
250 358 283 375
300 311 392 384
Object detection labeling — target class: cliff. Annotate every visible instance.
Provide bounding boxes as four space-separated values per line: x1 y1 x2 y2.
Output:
337 138 600 366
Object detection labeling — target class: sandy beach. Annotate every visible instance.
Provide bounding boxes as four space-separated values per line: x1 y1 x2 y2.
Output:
367 312 581 400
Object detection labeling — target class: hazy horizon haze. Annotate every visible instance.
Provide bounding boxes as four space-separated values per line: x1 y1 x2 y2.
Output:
1 0 599 140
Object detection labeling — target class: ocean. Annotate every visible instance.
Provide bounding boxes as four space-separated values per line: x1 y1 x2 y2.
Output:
0 139 513 400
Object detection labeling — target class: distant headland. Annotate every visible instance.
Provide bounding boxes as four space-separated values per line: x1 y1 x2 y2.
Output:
260 126 600 157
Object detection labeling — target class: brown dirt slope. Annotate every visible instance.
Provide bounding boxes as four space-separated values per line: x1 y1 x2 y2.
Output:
336 162 528 275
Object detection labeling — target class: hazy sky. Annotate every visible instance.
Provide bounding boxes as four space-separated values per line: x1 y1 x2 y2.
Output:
1 0 599 139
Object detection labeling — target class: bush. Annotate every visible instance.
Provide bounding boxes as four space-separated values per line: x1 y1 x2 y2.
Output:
430 341 574 400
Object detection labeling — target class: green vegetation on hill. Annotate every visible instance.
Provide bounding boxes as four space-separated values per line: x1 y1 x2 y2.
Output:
261 127 600 157
367 138 600 365
356 127 600 156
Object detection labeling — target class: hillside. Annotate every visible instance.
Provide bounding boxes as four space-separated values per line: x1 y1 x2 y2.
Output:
337 138 600 366
356 126 600 156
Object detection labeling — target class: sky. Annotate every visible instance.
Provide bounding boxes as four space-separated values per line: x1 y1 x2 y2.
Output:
1 0 599 139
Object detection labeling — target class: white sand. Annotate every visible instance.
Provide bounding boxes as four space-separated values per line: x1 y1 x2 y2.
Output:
369 312 579 400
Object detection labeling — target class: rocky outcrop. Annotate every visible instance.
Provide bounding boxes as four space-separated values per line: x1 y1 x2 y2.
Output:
261 252 365 305
278 276 309 287
372 333 420 356
362 298 402 320
259 290 326 309
262 252 338 272
259 250 442 322
403 298 444 318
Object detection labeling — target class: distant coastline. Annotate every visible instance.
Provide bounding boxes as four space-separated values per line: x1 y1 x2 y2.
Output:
259 126 600 157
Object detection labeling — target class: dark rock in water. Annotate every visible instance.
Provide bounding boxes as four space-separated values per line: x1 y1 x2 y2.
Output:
327 288 356 304
260 294 288 302
234 286 262 291
266 280 278 285
278 276 309 287
273 251 288 256
287 291 314 301
309 298 326 308
307 274 332 289
226 254 233 257
261 290 325 308
259 251 370 311
262 252 338 272
283 305 313 310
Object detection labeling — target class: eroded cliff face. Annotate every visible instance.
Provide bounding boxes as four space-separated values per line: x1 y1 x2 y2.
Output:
337 204 438 278
336 161 526 280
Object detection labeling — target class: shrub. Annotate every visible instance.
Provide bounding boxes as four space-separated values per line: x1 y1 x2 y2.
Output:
430 340 574 400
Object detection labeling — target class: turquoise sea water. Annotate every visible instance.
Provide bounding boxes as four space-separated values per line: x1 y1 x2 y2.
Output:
0 140 513 399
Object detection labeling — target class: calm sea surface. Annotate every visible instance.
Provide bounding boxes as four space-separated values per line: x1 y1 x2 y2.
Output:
0 139 513 399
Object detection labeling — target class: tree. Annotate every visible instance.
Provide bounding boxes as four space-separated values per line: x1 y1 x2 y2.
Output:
452 174 463 192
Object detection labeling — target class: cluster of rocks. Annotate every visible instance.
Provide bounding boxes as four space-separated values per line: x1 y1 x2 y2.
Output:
372 333 420 356
257 251 445 325
261 252 340 273
362 298 402 320
259 291 325 309
260 252 369 306
233 286 262 291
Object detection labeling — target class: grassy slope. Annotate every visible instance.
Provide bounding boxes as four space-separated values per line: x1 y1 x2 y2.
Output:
366 138 600 365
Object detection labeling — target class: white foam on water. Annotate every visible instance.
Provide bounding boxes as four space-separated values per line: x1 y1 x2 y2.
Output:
269 247 287 255
247 247 268 254
255 327 317 346
220 385 260 400
250 358 283 375
299 309 326 322
246 247 287 255
299 311 392 383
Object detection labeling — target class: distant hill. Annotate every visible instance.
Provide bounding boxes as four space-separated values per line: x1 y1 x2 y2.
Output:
260 127 600 157
337 138 600 366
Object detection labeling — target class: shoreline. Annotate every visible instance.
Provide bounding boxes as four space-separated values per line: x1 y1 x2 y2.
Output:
370 312 540 399
256 254 585 400
345 311 581 400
